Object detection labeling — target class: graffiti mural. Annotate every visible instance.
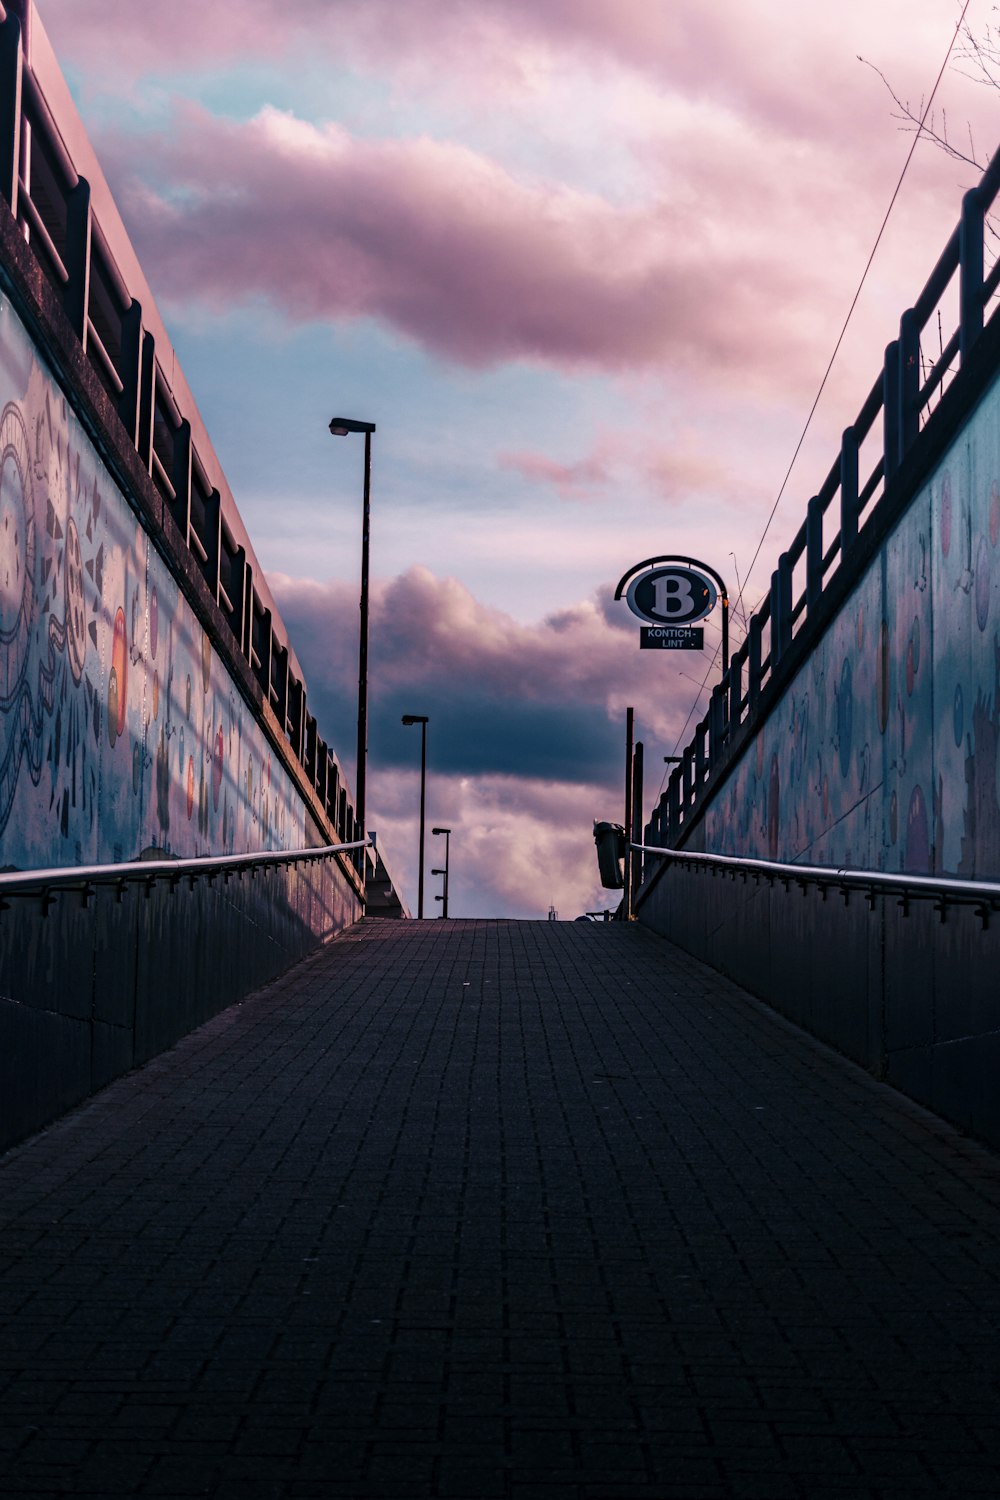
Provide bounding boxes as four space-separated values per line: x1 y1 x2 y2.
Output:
703 378 1000 878
0 296 309 871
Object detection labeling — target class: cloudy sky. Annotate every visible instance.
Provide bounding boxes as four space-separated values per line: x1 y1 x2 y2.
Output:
38 0 997 917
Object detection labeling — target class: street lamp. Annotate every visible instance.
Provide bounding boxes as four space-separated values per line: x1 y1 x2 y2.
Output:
401 714 428 918
432 826 450 918
329 416 376 858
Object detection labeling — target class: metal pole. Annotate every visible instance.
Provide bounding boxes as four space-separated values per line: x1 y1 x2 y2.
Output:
417 719 426 920
624 707 634 921
443 829 450 919
721 593 729 675
356 428 371 845
631 740 644 905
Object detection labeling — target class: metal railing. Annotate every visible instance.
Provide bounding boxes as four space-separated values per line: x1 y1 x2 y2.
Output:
0 839 372 911
631 842 1000 928
659 144 1000 843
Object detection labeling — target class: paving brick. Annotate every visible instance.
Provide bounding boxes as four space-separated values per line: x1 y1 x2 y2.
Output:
2 920 1000 1496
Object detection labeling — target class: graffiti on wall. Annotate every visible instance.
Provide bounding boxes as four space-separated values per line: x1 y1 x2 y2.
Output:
702 380 1000 878
0 296 309 871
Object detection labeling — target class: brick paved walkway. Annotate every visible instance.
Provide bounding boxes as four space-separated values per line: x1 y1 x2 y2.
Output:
2 920 1000 1498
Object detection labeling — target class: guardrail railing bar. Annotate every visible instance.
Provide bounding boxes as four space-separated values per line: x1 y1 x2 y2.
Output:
631 842 1000 920
0 838 372 898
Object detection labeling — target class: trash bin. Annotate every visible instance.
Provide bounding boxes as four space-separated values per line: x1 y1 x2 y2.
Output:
593 821 625 889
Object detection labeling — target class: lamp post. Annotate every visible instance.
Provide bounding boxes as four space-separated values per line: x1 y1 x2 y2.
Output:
432 826 450 918
401 714 428 918
329 417 376 857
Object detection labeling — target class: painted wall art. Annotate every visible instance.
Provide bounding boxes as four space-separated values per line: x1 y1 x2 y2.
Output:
699 378 1000 878
0 295 312 872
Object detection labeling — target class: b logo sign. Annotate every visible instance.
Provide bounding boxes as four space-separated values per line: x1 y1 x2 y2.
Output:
625 566 717 626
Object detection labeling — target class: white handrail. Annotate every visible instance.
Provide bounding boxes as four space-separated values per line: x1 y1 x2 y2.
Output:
0 838 372 896
632 842 1000 906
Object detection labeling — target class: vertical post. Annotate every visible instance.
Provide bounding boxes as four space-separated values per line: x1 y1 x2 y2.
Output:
806 495 824 613
667 769 680 837
357 429 372 849
631 740 643 905
883 338 900 481
694 722 707 789
728 650 742 735
117 300 142 446
417 719 426 919
63 177 91 346
720 592 729 675
840 426 859 559
137 330 155 474
748 614 763 708
623 706 634 921
443 830 450 919
770 553 791 667
681 746 693 813
960 187 984 362
0 12 23 217
173 418 192 535
708 684 726 766
899 308 919 459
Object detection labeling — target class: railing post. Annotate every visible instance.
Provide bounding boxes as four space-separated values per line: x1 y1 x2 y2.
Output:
840 426 859 558
899 308 920 460
806 494 823 613
173 418 192 534
694 723 707 793
682 745 693 811
883 338 900 481
748 614 763 709
0 12 22 217
137 330 155 473
117 300 142 445
728 650 742 734
708 683 726 767
64 177 92 346
960 187 984 361
667 769 680 835
770 553 792 667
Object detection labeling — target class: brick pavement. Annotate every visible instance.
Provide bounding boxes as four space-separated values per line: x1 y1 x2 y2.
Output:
1 919 1000 1498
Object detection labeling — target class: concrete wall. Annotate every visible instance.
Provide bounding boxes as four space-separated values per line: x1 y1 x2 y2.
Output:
0 295 316 870
681 369 1000 878
0 858 357 1153
638 859 1000 1148
0 279 364 1149
638 265 1000 1146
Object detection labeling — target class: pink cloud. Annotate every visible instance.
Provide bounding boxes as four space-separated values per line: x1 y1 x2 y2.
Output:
499 450 609 498
268 563 702 915
98 103 844 382
38 0 954 154
270 563 700 744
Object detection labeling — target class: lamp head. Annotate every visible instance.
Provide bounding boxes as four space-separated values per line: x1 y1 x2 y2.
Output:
329 417 376 436
432 826 450 836
401 714 428 726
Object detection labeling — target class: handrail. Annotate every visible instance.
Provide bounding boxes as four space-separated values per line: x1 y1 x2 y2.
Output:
631 842 1000 921
0 837 372 901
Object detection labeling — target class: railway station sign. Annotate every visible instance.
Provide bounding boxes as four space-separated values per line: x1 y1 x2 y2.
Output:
613 555 730 668
640 625 704 649
625 565 717 627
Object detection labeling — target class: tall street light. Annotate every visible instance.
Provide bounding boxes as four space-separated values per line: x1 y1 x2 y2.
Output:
329 417 376 859
432 826 450 918
401 714 428 918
